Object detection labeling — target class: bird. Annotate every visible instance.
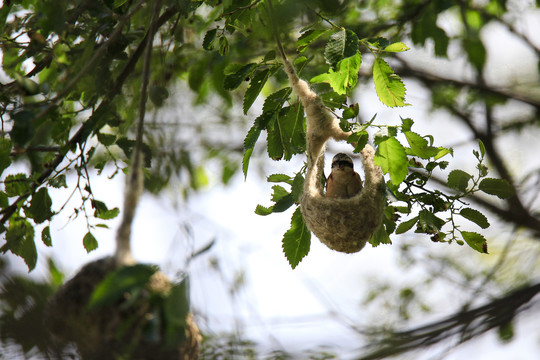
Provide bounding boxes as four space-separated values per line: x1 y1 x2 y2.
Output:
326 153 363 199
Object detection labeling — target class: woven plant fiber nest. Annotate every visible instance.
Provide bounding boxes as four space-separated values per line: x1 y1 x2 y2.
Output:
301 144 385 253
277 50 385 253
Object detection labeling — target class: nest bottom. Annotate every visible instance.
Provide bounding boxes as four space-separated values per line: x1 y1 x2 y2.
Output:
301 190 384 253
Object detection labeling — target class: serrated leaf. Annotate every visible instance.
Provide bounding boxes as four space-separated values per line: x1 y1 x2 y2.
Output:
324 29 359 67
88 264 157 310
50 174 67 188
2 216 37 271
369 224 391 247
218 36 229 56
396 216 419 234
27 188 53 224
417 209 445 233
384 42 410 52
374 137 408 185
435 147 453 160
243 69 270 114
282 207 311 269
263 87 291 113
373 57 407 107
5 173 29 197
404 131 440 159
271 185 289 202
342 103 359 119
242 148 253 179
291 173 304 203
296 29 329 53
460 207 490 229
91 199 120 220
42 226 52 247
223 63 255 90
478 139 486 158
311 52 361 95
461 231 488 253
203 28 218 50
267 174 292 183
255 204 274 216
83 231 98 253
348 131 369 153
447 169 472 192
479 178 514 199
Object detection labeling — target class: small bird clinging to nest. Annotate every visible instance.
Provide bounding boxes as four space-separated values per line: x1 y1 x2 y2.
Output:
326 153 363 199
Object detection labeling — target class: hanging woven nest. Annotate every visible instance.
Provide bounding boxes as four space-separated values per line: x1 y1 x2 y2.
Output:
279 53 385 253
301 144 385 253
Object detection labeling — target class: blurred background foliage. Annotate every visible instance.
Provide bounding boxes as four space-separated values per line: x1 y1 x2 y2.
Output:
1 0 540 358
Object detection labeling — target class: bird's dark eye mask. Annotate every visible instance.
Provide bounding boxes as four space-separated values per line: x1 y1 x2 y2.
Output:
332 160 353 168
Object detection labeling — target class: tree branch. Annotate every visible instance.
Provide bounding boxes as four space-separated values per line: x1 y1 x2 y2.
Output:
0 6 181 231
358 282 540 360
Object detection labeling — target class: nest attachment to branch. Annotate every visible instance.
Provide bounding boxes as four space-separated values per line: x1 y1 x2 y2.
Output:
277 53 385 253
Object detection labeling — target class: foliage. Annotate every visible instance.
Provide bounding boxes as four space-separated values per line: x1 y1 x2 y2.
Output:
0 0 539 358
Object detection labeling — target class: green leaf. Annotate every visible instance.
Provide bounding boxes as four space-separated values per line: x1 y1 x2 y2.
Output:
2 216 37 271
461 231 488 253
203 28 218 50
447 169 472 192
374 137 408 186
271 185 294 212
267 174 292 183
5 173 30 197
291 173 304 203
479 178 514 199
242 148 253 179
255 204 274 216
460 208 490 229
463 36 486 72
113 0 129 8
218 36 229 56
342 103 359 119
311 52 362 95
373 57 408 107
0 137 12 176
243 69 270 114
87 264 157 310
83 231 98 253
97 132 117 146
404 131 440 159
27 188 54 224
478 139 486 158
296 29 329 53
324 29 359 67
91 199 120 220
396 216 419 234
369 224 391 247
384 42 410 52
149 85 169 107
223 63 255 90
49 174 68 188
282 207 311 269
10 110 35 147
417 209 445 233
42 226 52 247
348 131 369 153
163 280 190 346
